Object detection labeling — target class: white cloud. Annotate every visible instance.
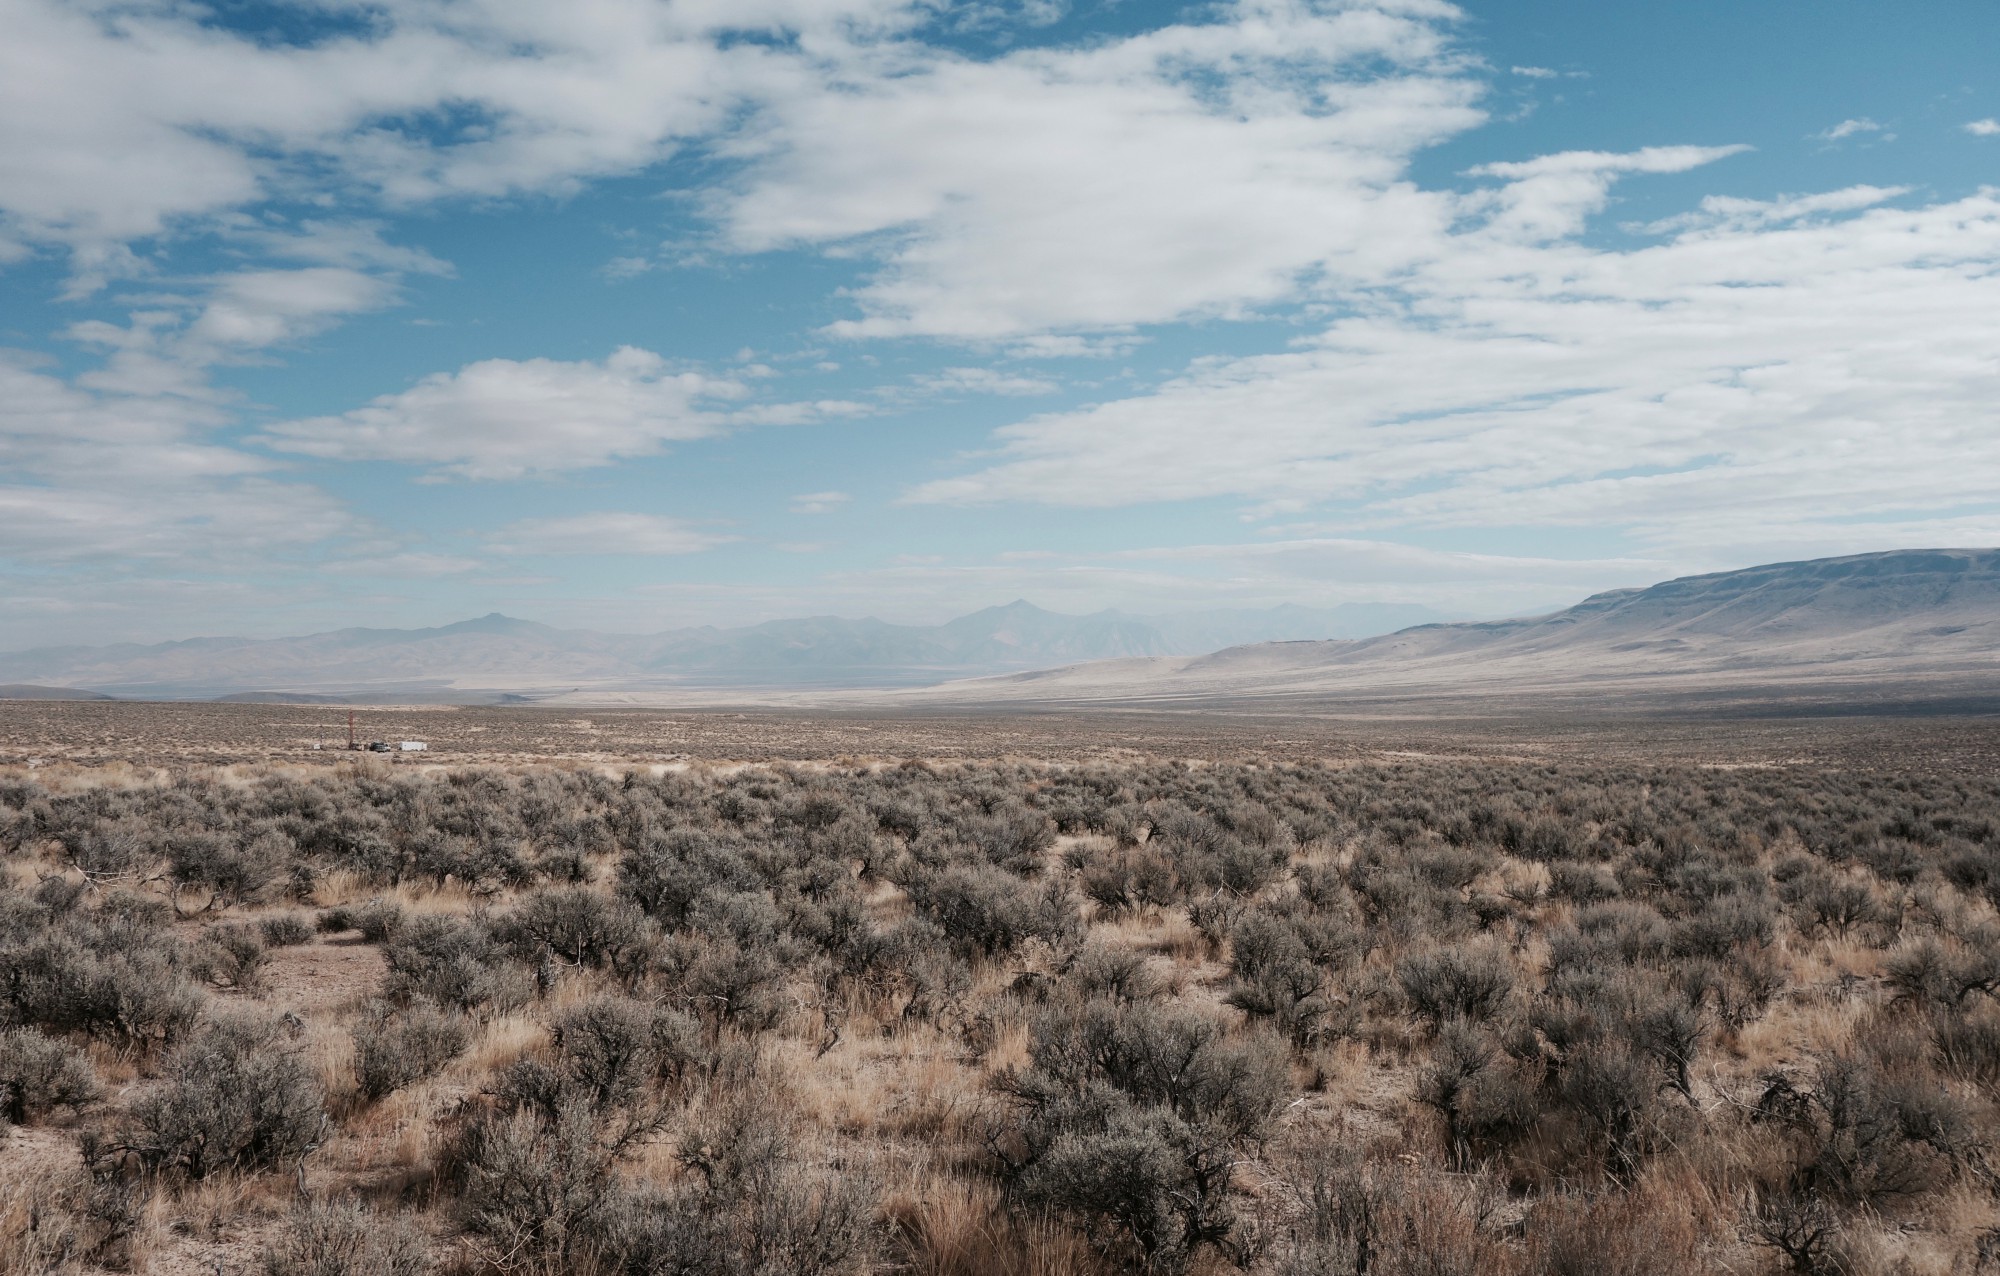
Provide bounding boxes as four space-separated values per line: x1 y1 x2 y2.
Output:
1006 333 1147 359
950 0 1071 33
263 347 743 480
724 398 872 427
791 490 852 514
5 0 1997 644
0 478 350 564
717 0 1485 338
911 367 1060 397
187 268 401 349
493 512 735 555
601 255 657 281
1816 117 1888 148
1815 117 1884 143
0 352 356 566
1107 536 1656 590
250 221 454 277
1510 65 1557 79
0 0 923 270
6 0 1498 363
62 272 402 374
1462 145 1749 242
907 171 2000 560
1635 184 1907 235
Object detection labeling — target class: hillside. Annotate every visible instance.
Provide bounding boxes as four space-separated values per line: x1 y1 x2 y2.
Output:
0 684 115 701
8 551 1991 708
0 600 1445 698
906 549 2000 709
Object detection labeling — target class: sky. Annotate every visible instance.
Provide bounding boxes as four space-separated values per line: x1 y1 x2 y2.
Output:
3 0 1999 648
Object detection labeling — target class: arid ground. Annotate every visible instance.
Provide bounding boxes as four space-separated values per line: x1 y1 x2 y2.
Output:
3 701 2000 1275
8 696 2000 769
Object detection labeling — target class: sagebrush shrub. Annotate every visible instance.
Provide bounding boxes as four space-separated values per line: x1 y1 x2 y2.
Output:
0 899 205 1044
110 1015 325 1180
354 1001 470 1099
1396 941 1513 1027
168 828 292 910
0 1025 100 1124
1078 847 1180 916
1002 998 1287 1268
262 1198 429 1276
495 886 649 970
903 863 1079 959
260 912 316 947
381 915 531 1013
549 996 704 1108
618 827 758 928
10 744 2000 1276
319 898 405 943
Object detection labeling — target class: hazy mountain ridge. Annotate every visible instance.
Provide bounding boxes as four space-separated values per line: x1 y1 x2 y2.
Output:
0 600 1451 697
914 549 2000 706
16 551 1990 706
0 684 114 701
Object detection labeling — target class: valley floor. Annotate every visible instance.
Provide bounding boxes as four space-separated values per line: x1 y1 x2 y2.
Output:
5 695 2000 771
3 707 2000 1274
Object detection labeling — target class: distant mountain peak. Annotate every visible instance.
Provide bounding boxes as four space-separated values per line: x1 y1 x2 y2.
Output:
433 613 555 637
963 598 1053 618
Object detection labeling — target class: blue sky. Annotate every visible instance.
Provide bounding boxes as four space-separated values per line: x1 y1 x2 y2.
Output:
3 0 1998 647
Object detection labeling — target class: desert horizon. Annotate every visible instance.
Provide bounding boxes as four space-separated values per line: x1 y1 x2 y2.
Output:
7 0 2000 1272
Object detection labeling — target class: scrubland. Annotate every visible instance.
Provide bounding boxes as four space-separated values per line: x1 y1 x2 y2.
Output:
2 750 1999 1275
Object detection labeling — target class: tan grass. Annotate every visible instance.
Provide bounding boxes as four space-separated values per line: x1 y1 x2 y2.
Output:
160 1168 291 1244
384 877 480 916
1732 990 1877 1071
333 1075 451 1183
0 1157 90 1276
882 1175 1110 1276
87 1037 145 1085
307 867 369 907
454 1011 547 1080
982 1017 1031 1077
304 1021 357 1098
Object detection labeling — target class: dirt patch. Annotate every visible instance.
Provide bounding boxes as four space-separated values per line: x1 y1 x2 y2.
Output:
255 936 386 1019
138 1229 276 1276
0 1121 82 1180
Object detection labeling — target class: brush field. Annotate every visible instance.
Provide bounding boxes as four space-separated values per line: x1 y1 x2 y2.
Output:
4 719 2000 1274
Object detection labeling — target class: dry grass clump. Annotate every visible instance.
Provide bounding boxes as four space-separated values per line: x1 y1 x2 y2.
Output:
3 751 2000 1273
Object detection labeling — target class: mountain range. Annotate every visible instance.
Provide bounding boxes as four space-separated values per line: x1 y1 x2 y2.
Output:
904 549 2000 711
0 601 1451 700
5 550 1994 709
